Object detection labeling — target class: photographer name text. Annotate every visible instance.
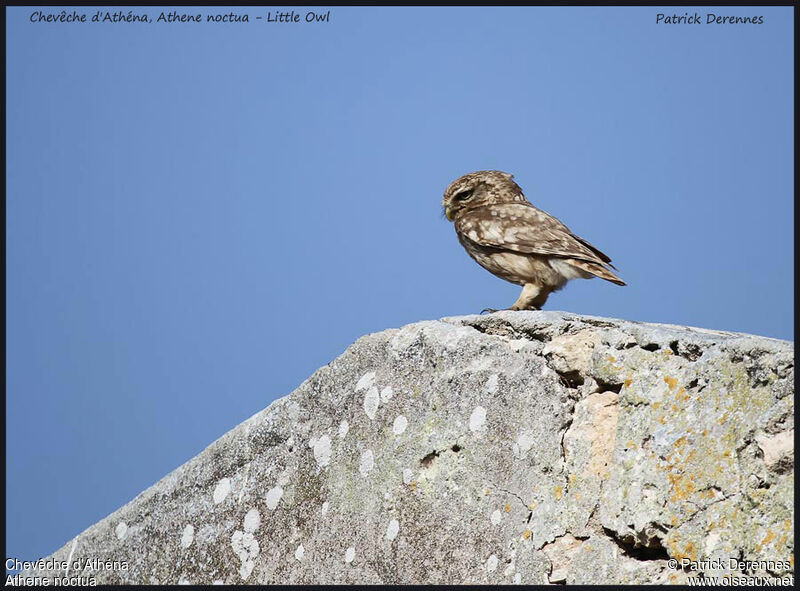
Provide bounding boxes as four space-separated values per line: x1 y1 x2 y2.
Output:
657 12 764 25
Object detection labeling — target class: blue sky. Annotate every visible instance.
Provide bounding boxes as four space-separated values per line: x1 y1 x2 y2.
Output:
6 6 793 564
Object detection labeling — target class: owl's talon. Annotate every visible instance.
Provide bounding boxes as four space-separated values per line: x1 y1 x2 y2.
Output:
480 308 499 314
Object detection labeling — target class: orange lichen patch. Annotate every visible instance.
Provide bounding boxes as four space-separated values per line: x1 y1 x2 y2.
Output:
658 415 667 424
523 529 531 540
607 355 617 363
717 413 729 426
790 554 794 568
668 539 698 562
574 492 582 500
677 387 689 402
664 376 678 390
504 503 511 513
485 488 491 495
668 471 697 502
702 429 708 437
664 436 702 504
569 474 577 486
409 481 417 491
624 377 633 388
554 486 563 500
758 529 776 550
664 349 673 356
671 516 679 526
528 502 536 510
704 489 715 499
652 401 662 409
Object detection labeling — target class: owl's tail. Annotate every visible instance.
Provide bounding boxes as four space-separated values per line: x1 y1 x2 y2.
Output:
566 259 626 286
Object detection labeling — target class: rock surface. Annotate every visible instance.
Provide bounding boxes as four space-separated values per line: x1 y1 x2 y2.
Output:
26 312 794 584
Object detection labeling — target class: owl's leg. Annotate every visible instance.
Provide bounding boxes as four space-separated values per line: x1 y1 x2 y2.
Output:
481 284 551 314
510 283 551 311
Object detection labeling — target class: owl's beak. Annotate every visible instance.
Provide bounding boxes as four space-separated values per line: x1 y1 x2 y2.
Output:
444 205 454 221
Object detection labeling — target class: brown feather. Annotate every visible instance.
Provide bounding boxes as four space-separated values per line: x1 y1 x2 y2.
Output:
563 258 626 286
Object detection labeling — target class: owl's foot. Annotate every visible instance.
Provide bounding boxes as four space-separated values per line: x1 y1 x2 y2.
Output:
481 306 536 314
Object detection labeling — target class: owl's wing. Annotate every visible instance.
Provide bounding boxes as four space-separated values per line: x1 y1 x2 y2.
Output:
455 202 615 267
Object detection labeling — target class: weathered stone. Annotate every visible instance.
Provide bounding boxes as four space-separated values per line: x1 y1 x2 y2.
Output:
25 312 794 585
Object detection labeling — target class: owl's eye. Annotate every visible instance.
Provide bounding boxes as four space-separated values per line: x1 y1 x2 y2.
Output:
454 189 473 202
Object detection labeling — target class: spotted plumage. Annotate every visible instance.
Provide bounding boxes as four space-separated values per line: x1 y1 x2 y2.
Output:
442 170 625 311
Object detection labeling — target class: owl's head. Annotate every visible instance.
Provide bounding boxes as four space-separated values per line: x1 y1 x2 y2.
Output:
442 170 526 221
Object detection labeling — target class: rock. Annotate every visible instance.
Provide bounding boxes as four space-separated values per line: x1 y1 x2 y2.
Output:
23 311 793 585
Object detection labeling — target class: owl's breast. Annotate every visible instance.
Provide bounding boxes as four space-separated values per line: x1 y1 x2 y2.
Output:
457 233 559 286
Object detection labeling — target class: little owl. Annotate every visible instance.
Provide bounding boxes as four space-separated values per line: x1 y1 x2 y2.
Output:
442 170 625 311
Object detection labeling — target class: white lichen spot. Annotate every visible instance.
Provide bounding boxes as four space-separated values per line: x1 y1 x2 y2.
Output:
178 576 191 585
295 544 305 561
243 508 261 533
485 374 499 394
344 547 356 563
490 509 502 525
359 449 375 477
308 436 318 449
705 532 720 553
487 554 499 572
386 519 400 541
265 486 283 511
115 522 128 540
313 435 332 467
380 386 394 402
504 557 516 576
355 371 376 391
514 573 522 584
213 478 231 504
364 386 380 419
338 420 349 438
469 406 487 433
321 501 329 515
231 530 259 581
402 468 413 484
516 431 536 454
392 415 408 435
180 524 194 549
